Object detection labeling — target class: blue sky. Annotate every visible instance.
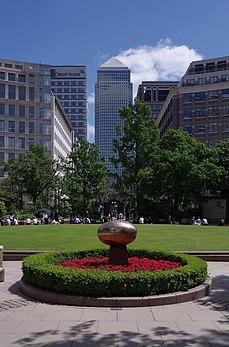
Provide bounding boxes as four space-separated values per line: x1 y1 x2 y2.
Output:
1 0 229 142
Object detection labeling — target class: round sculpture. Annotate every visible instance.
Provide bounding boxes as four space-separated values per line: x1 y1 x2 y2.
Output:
98 220 137 246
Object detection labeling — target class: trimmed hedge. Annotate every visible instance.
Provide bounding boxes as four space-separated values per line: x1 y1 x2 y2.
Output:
22 249 208 297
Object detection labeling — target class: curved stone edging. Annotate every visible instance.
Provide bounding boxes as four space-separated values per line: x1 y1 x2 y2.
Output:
20 277 212 307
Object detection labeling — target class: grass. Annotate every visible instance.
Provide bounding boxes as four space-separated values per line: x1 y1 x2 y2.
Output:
0 223 229 251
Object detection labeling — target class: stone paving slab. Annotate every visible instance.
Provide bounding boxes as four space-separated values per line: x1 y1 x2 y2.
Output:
0 261 229 346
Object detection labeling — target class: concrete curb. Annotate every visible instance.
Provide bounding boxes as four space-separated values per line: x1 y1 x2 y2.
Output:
20 277 212 308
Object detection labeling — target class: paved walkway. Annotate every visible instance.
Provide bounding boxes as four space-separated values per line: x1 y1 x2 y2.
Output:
0 261 228 346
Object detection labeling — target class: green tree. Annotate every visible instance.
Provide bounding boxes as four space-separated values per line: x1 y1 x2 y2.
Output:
4 144 57 206
215 141 229 188
61 140 109 216
112 98 160 216
150 129 222 217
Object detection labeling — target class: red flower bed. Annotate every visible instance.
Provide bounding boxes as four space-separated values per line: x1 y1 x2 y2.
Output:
58 256 182 273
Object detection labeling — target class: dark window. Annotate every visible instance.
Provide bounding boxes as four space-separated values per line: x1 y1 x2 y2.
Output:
19 86 26 100
0 71 5 80
0 136 4 147
183 125 192 135
183 93 192 103
195 108 205 117
208 90 218 100
195 92 205 101
9 104 15 116
18 74 26 82
19 137 25 149
0 83 5 98
29 87 34 101
0 103 5 115
217 60 226 70
206 62 215 72
8 120 15 132
183 110 192 119
19 105 25 117
19 121 25 133
0 152 4 161
222 89 229 98
8 137 15 148
0 120 5 131
29 74 35 84
29 107 34 117
8 85 16 99
0 168 4 177
194 64 204 73
8 73 15 81
29 122 34 133
29 138 34 144
8 153 15 160
158 90 170 101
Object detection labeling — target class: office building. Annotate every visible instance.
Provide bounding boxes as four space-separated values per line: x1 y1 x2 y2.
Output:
137 81 178 120
157 56 229 147
51 66 87 141
95 57 132 173
0 58 73 179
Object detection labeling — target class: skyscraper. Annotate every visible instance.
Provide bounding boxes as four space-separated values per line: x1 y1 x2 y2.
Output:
95 57 132 173
51 66 87 141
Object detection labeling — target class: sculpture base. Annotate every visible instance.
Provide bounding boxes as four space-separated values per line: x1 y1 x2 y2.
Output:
108 245 128 265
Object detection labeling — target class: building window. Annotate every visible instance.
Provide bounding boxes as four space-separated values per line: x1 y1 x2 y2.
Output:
29 138 34 145
222 89 229 98
8 137 15 148
29 74 35 84
186 79 195 86
19 105 25 117
183 125 192 135
43 108 51 119
195 92 205 102
195 108 205 117
183 93 192 103
208 107 219 116
0 83 5 98
197 78 206 85
0 71 5 80
209 123 218 133
39 124 42 134
0 136 4 147
209 76 218 83
208 90 218 100
19 86 26 100
195 124 205 134
19 121 25 133
183 109 192 119
29 122 34 133
8 153 15 160
29 87 34 101
8 73 15 81
0 103 5 115
18 137 25 149
223 122 229 132
8 85 16 99
206 62 215 72
0 152 4 162
221 75 229 82
18 74 26 83
29 107 34 117
0 120 5 131
9 104 15 116
44 124 51 135
0 168 4 177
8 120 15 132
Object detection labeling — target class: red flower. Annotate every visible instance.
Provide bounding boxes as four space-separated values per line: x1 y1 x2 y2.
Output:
57 256 181 272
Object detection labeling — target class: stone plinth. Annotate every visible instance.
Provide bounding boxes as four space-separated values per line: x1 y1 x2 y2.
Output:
0 245 4 282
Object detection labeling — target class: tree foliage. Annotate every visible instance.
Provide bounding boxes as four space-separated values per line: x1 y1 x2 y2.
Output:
61 140 109 216
112 98 160 215
4 144 57 206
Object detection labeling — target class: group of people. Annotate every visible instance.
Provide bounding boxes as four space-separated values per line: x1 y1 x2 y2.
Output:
192 216 208 225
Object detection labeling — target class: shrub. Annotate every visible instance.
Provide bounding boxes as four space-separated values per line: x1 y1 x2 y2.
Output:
22 248 208 297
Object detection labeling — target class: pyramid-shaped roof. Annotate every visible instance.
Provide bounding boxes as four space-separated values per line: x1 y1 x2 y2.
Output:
100 57 127 68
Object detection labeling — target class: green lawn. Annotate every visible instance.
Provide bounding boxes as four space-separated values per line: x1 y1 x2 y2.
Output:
1 223 229 251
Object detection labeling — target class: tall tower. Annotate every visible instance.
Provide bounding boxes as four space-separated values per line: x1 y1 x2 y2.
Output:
95 57 132 173
51 66 87 141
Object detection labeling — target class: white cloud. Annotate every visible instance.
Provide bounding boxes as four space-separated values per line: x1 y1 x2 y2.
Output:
116 39 204 97
87 123 95 143
87 92 95 104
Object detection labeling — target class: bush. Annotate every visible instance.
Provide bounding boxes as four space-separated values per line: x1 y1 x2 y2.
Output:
22 249 208 297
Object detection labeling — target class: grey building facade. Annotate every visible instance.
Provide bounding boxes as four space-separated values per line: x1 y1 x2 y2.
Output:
95 57 132 174
51 66 87 141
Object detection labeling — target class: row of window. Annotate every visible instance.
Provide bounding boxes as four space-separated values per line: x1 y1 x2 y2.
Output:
183 105 229 118
0 120 51 134
184 74 229 86
0 84 51 103
51 80 86 86
0 71 35 83
183 123 229 135
56 94 86 101
0 104 35 117
0 136 50 149
183 89 229 102
52 87 85 93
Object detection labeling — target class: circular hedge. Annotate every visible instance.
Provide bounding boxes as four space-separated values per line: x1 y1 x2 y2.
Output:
22 248 208 297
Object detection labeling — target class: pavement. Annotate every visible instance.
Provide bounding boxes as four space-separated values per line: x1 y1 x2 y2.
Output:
0 261 228 347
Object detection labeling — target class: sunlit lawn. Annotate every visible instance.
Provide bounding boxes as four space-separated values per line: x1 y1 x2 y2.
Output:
1 223 229 251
